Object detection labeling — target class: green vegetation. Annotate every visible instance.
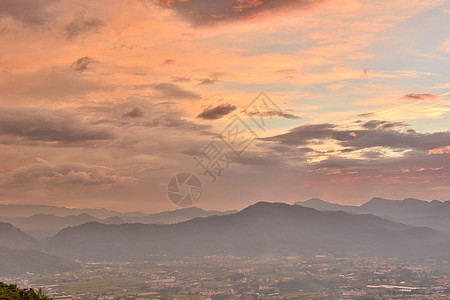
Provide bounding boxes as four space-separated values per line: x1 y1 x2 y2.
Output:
0 282 52 300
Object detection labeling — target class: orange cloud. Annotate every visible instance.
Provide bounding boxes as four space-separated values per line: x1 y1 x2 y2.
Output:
428 146 450 155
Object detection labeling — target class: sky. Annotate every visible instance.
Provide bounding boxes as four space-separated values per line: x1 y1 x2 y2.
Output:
0 0 449 213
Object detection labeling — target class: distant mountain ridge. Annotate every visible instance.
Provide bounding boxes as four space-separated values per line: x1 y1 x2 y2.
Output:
44 202 450 261
0 206 237 239
13 213 125 239
0 204 144 219
295 197 450 235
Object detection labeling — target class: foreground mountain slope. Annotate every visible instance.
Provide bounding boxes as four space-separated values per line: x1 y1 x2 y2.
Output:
44 202 450 261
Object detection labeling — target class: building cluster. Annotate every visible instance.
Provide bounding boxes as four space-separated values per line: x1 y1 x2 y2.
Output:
2 256 450 299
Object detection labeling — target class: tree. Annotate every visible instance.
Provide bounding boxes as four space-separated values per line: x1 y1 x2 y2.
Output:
0 282 53 300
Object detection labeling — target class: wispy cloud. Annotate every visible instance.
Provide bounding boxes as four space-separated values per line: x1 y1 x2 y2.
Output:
122 106 146 118
71 56 95 72
65 15 105 40
134 83 202 100
197 103 237 120
400 93 439 101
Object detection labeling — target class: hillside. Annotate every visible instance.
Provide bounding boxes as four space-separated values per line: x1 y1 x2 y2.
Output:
0 222 39 250
44 202 450 261
0 247 81 277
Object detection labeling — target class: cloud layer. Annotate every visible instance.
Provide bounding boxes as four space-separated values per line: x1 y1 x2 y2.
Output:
263 121 450 152
0 0 56 24
0 162 135 187
0 107 117 144
157 0 327 25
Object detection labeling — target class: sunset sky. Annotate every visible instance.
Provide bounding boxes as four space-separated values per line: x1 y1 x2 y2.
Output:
0 0 449 212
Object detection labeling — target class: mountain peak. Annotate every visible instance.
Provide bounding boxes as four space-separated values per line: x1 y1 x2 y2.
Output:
304 198 326 203
241 201 292 212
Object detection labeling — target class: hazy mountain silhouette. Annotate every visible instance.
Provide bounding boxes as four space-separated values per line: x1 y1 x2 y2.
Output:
295 197 450 235
103 216 126 225
0 204 236 221
17 213 100 239
44 202 450 261
0 204 144 219
121 207 238 224
1 207 235 239
296 198 359 212
4 213 126 239
0 222 39 250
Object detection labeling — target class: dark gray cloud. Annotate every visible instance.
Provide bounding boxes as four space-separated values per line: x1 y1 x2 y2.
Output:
400 93 439 100
143 114 212 131
0 106 117 144
163 59 176 64
357 112 377 118
246 110 302 120
65 15 105 40
171 77 192 83
274 68 298 74
197 78 218 86
122 106 145 118
360 120 408 130
0 0 56 25
71 56 95 72
262 121 450 151
0 162 135 187
197 103 237 120
156 0 327 26
142 83 201 100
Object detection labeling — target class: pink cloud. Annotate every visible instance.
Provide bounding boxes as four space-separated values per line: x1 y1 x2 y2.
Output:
428 146 450 155
400 93 439 101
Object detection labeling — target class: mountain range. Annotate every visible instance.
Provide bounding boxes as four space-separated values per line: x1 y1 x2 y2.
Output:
43 202 450 261
294 197 450 235
2 200 450 275
0 206 237 239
